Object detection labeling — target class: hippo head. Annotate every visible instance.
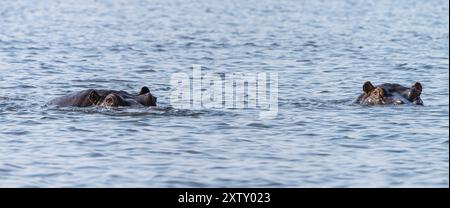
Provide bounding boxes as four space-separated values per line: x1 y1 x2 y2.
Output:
357 81 423 105
88 86 157 107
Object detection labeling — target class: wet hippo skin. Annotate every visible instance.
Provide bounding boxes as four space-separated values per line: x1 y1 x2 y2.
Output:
356 81 423 105
49 87 157 107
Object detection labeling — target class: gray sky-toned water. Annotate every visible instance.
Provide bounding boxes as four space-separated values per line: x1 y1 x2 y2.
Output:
0 0 448 187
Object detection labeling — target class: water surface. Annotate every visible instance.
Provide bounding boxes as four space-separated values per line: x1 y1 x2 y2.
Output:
0 0 448 187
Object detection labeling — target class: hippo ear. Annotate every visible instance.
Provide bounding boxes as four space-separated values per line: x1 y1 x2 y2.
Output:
88 90 101 104
363 81 374 94
412 82 422 95
139 86 150 95
408 82 423 100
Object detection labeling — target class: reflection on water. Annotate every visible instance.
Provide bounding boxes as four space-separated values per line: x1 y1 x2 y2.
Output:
0 0 449 187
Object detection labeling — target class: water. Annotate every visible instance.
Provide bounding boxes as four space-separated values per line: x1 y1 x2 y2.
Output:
0 0 448 187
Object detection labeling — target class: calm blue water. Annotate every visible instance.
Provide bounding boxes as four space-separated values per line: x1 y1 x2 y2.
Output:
0 0 448 187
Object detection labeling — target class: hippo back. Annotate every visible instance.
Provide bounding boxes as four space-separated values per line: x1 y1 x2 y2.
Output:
49 89 96 107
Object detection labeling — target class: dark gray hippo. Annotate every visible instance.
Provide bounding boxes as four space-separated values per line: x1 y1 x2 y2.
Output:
49 87 157 107
356 81 423 105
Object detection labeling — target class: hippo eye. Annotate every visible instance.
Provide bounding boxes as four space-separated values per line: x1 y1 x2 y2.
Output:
373 90 379 96
373 88 385 97
106 98 113 104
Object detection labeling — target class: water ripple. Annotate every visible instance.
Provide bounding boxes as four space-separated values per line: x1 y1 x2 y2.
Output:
0 0 448 188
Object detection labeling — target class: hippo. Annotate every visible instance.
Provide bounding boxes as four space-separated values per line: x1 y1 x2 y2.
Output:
356 81 423 105
49 86 157 107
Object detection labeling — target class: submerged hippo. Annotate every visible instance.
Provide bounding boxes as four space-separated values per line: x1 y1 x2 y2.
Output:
356 81 423 105
49 87 157 107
